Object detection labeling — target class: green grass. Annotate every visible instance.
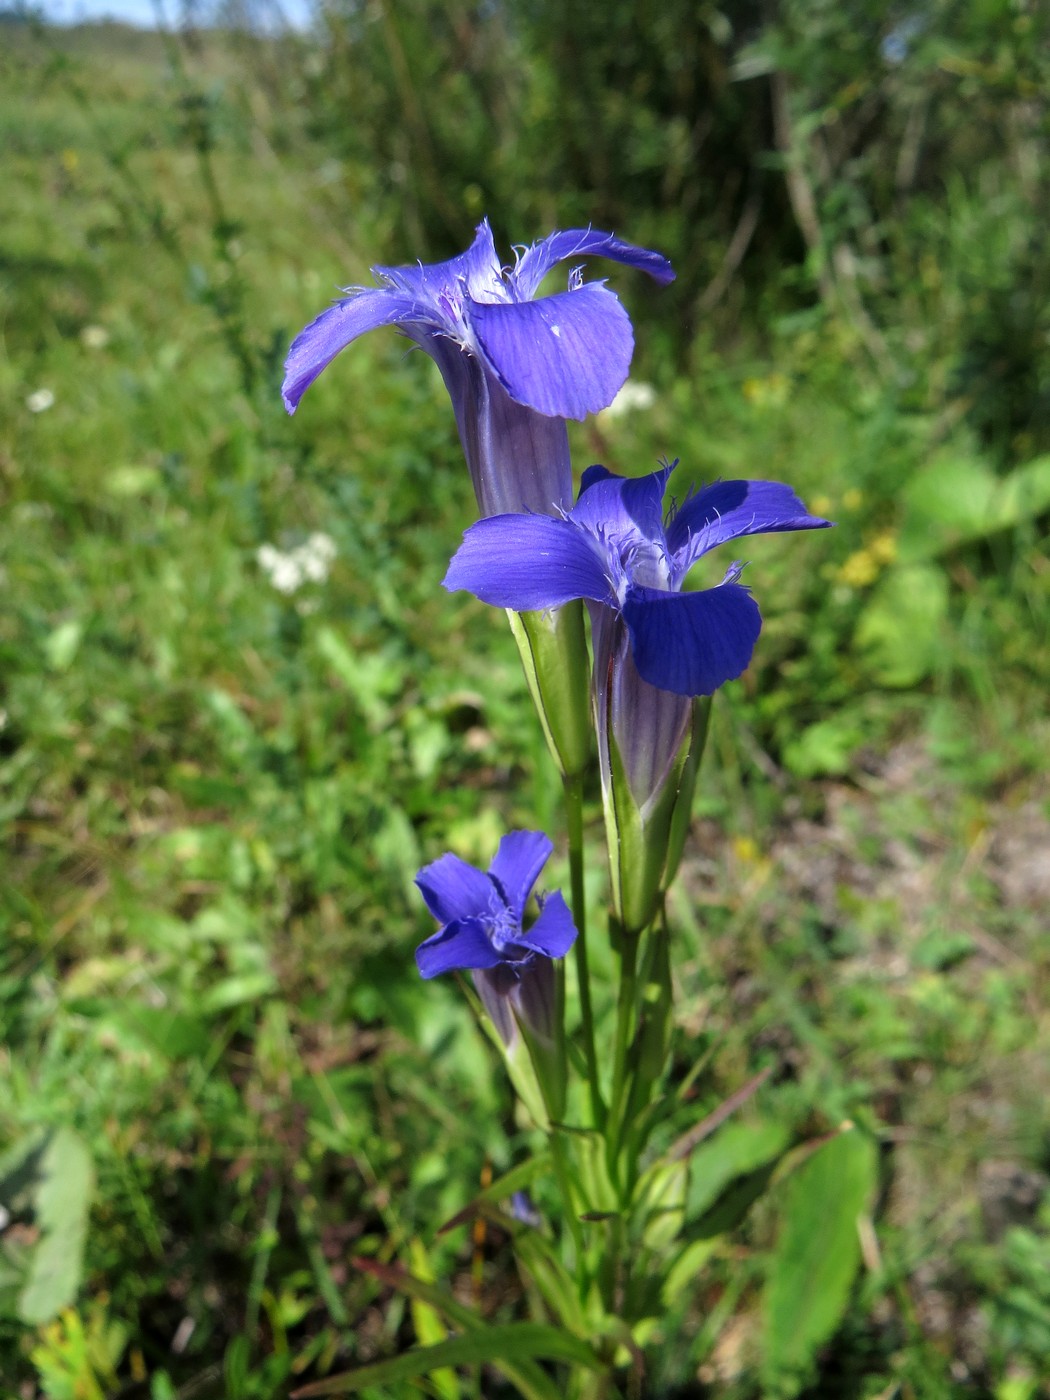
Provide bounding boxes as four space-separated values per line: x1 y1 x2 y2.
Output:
1 19 1049 1400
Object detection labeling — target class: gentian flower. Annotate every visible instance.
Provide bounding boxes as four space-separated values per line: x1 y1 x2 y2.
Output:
443 460 831 701
282 220 674 518
415 830 578 1049
444 463 831 929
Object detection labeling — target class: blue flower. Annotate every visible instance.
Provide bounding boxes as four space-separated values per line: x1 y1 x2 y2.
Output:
415 830 578 1047
282 221 674 518
443 465 829 932
443 461 831 699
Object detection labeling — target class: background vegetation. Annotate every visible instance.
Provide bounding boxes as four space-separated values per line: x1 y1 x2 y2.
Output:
1 1 1048 1395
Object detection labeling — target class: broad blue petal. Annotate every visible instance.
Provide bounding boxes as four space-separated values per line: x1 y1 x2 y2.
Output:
470 283 634 420
416 918 503 979
415 852 494 925
666 479 832 569
517 892 578 959
282 288 426 413
489 830 552 922
572 464 675 545
375 219 505 306
622 582 762 696
444 514 613 610
513 228 676 300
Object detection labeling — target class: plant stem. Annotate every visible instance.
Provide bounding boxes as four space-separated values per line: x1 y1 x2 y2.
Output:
564 770 604 1128
607 922 640 1187
549 1130 584 1259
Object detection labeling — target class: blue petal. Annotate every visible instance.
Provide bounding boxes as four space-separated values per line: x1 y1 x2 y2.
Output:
511 957 557 1043
426 339 573 517
578 464 616 493
608 644 693 813
572 464 675 545
622 582 762 696
517 891 578 959
416 918 503 979
282 288 426 413
666 479 832 569
474 966 518 1046
375 219 505 305
488 830 553 922
470 283 634 420
513 228 676 300
415 852 494 924
444 514 613 610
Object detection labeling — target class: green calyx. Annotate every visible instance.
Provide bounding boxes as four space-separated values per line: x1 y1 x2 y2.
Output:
604 697 712 935
507 603 592 781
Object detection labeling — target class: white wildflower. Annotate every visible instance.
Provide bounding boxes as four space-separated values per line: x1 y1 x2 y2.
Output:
81 325 110 349
257 533 337 594
26 388 55 414
599 380 657 420
299 531 338 582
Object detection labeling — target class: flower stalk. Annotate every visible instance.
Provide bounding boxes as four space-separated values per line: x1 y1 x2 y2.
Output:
563 769 603 1128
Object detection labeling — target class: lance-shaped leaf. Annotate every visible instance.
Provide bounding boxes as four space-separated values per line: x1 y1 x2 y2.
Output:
291 1322 603 1399
439 1153 550 1235
349 1259 568 1400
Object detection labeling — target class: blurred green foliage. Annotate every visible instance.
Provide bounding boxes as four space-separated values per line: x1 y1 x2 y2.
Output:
0 2 1048 1396
309 0 1050 464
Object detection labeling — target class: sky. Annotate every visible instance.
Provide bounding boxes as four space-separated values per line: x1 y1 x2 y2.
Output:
37 0 313 29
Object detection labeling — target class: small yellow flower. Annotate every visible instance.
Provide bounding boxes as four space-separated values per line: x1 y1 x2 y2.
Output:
810 493 834 517
742 376 763 403
842 488 864 511
742 372 790 408
731 834 760 864
837 548 879 588
869 530 898 565
61 148 79 173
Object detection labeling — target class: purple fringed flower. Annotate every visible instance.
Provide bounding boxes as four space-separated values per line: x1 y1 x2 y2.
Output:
444 462 831 811
415 830 578 1046
444 462 831 696
282 221 674 518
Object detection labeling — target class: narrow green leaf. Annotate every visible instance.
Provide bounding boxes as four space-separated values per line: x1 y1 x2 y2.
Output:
407 1240 458 1400
662 1237 721 1310
761 1126 879 1394
512 1230 589 1336
291 1323 602 1398
351 1260 566 1400
667 1066 774 1163
354 1258 486 1334
439 1154 550 1235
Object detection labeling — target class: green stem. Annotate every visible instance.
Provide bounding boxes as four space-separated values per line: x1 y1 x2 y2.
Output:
607 922 640 1188
574 1368 615 1400
564 771 604 1129
549 1130 584 1259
